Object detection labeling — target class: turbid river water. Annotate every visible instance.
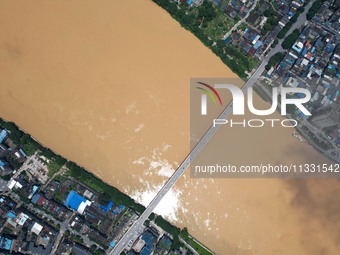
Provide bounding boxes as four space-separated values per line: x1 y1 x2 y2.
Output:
0 0 339 254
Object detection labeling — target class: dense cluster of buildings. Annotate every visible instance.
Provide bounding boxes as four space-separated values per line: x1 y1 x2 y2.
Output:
224 0 306 58
221 0 255 19
128 226 179 255
262 0 340 152
0 194 58 254
0 128 26 177
0 123 197 254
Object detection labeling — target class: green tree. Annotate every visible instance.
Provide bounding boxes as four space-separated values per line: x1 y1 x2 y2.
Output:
171 235 182 250
282 29 300 49
216 39 226 49
181 227 189 240
198 0 216 23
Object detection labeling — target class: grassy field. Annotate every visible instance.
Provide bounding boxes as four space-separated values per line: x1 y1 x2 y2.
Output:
186 236 214 255
204 9 237 40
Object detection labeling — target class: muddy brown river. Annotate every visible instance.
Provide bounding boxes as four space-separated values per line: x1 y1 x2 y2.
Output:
0 0 339 254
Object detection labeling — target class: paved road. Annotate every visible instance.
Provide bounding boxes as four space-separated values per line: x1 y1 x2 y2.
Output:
109 2 316 254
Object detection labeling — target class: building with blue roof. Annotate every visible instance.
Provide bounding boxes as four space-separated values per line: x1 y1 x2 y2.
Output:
224 36 232 44
139 230 157 255
4 239 11 250
0 236 12 251
0 130 8 144
64 190 90 214
7 212 16 218
98 200 113 212
31 194 41 204
28 185 39 199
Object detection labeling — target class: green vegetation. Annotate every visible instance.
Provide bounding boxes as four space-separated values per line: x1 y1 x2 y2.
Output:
221 45 257 76
12 188 30 204
286 104 297 115
277 7 304 39
263 7 275 18
3 228 12 234
271 38 279 48
180 229 213 255
171 235 181 250
148 212 155 221
197 1 216 23
88 236 108 250
0 119 68 174
155 216 180 237
307 0 324 20
66 162 145 214
10 154 23 169
70 234 84 244
153 217 213 254
47 160 62 177
90 244 97 253
154 216 186 250
282 29 300 49
65 230 70 237
0 174 11 181
22 143 36 156
203 7 237 41
0 120 22 144
152 0 255 78
261 8 280 36
265 52 284 70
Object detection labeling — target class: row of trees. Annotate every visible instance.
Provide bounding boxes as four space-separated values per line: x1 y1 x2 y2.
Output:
277 6 304 39
307 0 324 20
265 52 284 70
282 29 300 49
261 6 280 36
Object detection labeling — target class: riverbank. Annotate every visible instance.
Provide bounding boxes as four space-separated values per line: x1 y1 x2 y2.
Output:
0 117 214 254
151 0 257 78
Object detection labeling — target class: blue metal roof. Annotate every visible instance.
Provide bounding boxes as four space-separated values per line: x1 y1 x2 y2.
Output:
4 239 11 250
29 186 39 198
7 212 16 218
224 36 232 44
64 191 87 211
98 200 113 212
253 41 262 49
32 194 40 204
0 130 7 144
